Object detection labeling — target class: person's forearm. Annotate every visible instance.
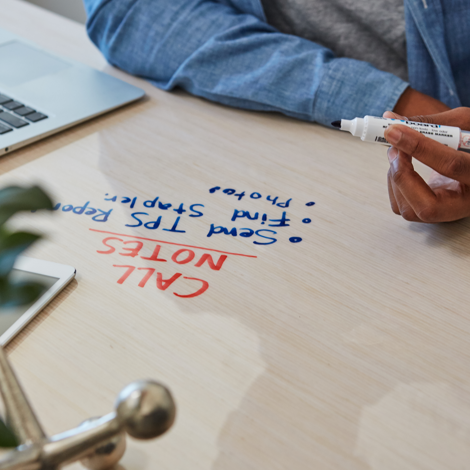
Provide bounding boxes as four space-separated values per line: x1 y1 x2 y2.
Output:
393 87 450 117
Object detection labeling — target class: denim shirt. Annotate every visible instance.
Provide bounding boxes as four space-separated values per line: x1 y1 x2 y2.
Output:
83 0 469 127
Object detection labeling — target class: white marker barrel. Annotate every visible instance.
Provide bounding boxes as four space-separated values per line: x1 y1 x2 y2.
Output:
340 116 464 150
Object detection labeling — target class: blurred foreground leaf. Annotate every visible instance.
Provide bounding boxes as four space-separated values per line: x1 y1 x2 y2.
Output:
0 418 18 448
0 278 46 309
0 185 53 446
0 231 42 278
0 186 53 226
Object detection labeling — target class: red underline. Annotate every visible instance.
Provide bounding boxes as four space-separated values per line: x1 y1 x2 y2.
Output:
89 229 258 258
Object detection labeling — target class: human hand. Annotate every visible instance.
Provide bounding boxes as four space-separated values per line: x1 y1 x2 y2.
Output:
393 87 450 117
383 108 470 222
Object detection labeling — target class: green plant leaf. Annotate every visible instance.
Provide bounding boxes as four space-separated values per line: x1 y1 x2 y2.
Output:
0 231 41 277
0 279 45 309
0 186 53 226
0 418 18 448
0 184 53 448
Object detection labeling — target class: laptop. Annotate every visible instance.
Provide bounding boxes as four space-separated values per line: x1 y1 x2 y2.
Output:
0 27 145 155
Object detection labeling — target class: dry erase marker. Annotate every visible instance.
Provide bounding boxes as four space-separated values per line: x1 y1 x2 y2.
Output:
331 116 470 151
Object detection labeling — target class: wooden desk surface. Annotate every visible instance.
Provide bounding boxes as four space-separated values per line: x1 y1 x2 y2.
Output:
2 1 470 469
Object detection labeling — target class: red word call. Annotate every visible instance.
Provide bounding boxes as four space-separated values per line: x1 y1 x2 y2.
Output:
97 236 229 298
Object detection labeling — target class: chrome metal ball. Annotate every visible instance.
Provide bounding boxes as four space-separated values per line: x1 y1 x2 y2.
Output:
115 380 176 440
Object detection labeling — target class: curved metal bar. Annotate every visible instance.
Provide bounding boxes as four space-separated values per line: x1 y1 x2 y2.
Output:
42 413 121 468
0 348 45 445
0 444 41 470
0 343 175 470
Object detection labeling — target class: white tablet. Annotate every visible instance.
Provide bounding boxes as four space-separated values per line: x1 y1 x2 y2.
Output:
0 257 76 345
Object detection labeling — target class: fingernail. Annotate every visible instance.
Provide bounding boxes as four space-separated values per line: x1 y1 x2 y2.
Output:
385 127 402 145
387 146 398 163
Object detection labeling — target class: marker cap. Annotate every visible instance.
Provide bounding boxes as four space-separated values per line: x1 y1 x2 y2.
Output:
341 118 364 138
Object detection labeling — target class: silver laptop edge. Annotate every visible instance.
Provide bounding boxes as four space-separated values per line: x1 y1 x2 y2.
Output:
0 27 145 155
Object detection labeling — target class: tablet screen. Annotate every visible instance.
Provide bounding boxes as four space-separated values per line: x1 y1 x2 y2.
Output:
0 269 58 335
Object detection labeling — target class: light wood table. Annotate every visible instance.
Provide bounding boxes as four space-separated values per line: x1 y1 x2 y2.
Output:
2 1 470 469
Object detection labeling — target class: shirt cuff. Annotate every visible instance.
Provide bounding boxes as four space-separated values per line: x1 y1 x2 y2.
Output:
312 57 409 127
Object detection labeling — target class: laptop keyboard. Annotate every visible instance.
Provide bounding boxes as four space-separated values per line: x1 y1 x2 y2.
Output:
0 93 48 135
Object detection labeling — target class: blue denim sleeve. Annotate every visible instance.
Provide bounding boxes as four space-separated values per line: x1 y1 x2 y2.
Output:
83 0 409 126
